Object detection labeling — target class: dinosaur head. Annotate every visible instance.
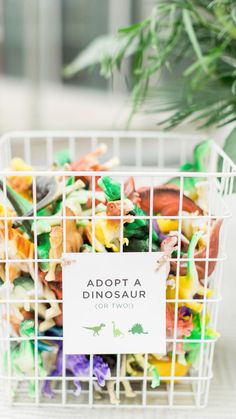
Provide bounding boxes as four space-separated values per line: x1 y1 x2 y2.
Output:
106 199 134 217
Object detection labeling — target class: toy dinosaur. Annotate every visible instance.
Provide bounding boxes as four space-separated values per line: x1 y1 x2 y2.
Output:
84 199 133 252
64 206 84 252
137 186 204 216
83 323 106 336
7 158 33 200
97 176 122 201
170 218 223 281
128 323 148 335
39 269 62 299
8 276 61 333
183 312 219 366
160 236 178 276
166 304 193 358
0 205 35 278
43 348 135 405
165 140 212 198
5 320 46 397
2 177 84 239
123 237 159 252
148 354 191 382
112 321 124 337
124 204 159 244
157 218 179 234
166 231 213 313
65 143 119 172
0 180 34 236
105 354 136 404
0 262 21 283
43 342 110 398
64 143 119 189
23 178 85 218
45 226 63 282
122 176 203 216
98 176 159 248
45 206 83 281
126 354 160 388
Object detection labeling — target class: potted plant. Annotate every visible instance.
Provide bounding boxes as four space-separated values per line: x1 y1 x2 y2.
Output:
64 0 236 175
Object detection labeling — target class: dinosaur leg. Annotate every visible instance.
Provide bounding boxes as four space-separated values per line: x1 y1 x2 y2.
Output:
23 300 31 312
69 364 83 397
107 380 120 405
12 305 24 321
38 353 47 378
43 348 62 398
42 369 59 398
120 355 136 398
45 303 61 320
44 288 61 319
73 378 81 396
149 366 160 388
93 381 103 400
45 262 58 282
28 380 36 398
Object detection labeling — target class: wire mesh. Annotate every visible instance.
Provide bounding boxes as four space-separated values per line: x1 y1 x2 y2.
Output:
0 131 235 409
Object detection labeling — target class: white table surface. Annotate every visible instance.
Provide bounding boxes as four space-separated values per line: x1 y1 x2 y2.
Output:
1 196 236 419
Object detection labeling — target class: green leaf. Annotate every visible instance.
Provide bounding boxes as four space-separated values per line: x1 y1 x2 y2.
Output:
118 21 147 34
63 34 139 78
182 9 207 73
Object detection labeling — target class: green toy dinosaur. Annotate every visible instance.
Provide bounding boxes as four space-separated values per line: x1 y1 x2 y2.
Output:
183 312 219 366
83 323 106 336
98 176 121 202
0 180 33 236
5 320 46 397
166 140 212 198
128 323 148 335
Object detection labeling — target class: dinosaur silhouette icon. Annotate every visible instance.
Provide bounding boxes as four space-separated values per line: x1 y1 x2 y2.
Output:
83 323 106 336
112 321 124 337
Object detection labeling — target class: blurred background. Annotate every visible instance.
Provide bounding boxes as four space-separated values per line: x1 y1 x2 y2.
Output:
0 0 158 131
0 0 232 143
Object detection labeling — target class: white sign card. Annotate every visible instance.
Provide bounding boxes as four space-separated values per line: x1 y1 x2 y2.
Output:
63 252 167 355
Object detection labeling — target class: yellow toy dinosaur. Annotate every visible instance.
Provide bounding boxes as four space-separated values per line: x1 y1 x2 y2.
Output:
84 199 134 252
166 231 213 313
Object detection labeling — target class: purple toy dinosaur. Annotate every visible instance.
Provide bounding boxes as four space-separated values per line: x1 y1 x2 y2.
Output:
43 342 110 397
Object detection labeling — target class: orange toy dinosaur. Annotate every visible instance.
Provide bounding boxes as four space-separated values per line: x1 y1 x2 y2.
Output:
124 177 203 216
45 207 83 282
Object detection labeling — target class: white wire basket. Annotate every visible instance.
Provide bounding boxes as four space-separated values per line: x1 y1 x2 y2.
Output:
0 130 235 409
